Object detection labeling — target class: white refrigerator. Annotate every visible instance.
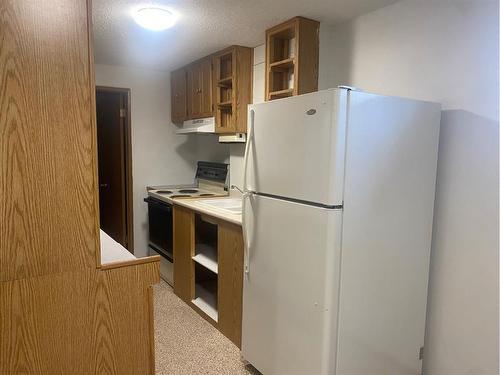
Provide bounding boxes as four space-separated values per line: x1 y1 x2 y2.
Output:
241 88 441 375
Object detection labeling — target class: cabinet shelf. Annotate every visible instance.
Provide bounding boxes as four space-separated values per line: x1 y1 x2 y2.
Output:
218 77 233 87
218 101 232 108
192 244 218 274
192 280 218 322
269 88 294 99
269 58 295 69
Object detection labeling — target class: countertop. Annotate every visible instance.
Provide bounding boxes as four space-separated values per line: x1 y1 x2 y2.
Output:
172 196 242 226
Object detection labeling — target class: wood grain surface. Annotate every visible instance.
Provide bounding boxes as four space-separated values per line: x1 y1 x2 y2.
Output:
0 261 159 374
173 205 195 302
218 221 244 348
1 2 160 374
0 0 100 281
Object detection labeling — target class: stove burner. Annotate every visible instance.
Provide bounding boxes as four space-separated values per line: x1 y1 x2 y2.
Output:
199 193 215 197
170 195 190 198
178 189 199 194
156 190 173 194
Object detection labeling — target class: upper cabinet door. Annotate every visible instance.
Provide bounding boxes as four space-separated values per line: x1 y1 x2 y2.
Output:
187 59 213 119
187 63 201 119
198 58 213 118
171 68 187 124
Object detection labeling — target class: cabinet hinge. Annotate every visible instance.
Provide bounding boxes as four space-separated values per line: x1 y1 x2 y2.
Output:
120 108 126 118
419 346 424 360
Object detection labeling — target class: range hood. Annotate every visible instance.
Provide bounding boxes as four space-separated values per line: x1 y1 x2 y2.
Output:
175 116 246 143
176 117 215 134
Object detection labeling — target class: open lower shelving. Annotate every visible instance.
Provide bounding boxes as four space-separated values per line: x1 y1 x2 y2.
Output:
192 214 219 322
192 269 218 322
192 243 218 274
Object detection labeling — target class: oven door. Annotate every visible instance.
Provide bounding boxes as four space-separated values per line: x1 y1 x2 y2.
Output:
144 196 173 262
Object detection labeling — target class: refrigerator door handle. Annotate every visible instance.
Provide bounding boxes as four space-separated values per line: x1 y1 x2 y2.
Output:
243 109 255 193
242 191 252 274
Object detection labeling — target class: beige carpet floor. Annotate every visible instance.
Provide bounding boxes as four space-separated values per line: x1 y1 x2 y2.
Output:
154 281 258 375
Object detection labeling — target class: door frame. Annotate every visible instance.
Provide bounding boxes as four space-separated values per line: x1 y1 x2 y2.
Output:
96 86 134 253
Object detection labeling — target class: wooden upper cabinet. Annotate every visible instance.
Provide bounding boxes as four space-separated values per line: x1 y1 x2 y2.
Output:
171 46 252 133
171 68 187 124
213 46 252 134
187 58 213 119
265 17 319 101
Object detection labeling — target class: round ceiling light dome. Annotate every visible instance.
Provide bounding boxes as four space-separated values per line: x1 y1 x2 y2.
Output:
132 7 178 31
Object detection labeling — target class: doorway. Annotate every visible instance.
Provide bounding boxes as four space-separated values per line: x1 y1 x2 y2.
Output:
96 86 134 253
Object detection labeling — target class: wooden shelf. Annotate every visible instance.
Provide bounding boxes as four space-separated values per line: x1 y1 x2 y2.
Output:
192 280 218 322
218 101 232 108
218 77 233 86
192 244 218 274
269 88 294 99
269 58 295 69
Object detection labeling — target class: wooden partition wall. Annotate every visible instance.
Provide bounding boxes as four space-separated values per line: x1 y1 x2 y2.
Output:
0 0 159 373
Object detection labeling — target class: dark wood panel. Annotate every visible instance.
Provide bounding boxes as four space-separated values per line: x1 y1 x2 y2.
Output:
171 68 187 123
218 221 244 348
173 205 195 302
199 58 213 118
0 262 159 374
297 17 320 95
0 0 99 281
187 63 201 118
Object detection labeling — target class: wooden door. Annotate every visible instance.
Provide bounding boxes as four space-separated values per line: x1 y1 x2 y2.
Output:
96 90 127 247
199 58 213 118
171 68 187 123
188 59 213 119
187 63 201 118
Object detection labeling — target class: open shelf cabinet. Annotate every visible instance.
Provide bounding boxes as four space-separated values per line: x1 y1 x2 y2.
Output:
173 205 244 347
192 263 218 322
191 214 219 322
265 16 319 101
212 46 252 134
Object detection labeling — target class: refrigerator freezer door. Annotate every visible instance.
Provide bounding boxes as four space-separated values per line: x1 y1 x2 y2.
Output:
245 89 347 206
241 194 342 375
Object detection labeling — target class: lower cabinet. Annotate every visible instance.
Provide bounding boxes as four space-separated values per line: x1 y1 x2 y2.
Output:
173 205 244 348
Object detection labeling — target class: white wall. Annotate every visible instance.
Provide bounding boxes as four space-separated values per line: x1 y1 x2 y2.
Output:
95 64 228 257
319 1 499 374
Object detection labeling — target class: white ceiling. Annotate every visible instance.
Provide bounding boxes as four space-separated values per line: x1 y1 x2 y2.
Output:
92 0 399 72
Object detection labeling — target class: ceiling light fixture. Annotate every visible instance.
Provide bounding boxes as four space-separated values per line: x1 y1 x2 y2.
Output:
132 6 178 31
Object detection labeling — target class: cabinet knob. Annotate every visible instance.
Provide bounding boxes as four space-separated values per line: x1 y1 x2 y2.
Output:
196 89 202 94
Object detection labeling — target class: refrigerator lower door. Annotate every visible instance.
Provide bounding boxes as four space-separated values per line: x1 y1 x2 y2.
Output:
245 89 347 206
242 194 342 375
